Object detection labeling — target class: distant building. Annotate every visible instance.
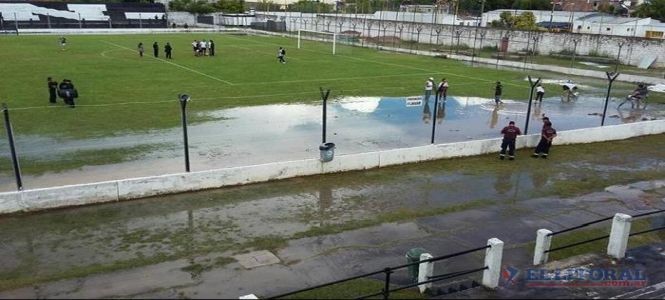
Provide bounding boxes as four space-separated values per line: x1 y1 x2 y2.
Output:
481 9 596 27
573 13 665 38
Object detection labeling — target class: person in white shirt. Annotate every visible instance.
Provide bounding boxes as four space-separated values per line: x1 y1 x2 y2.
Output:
199 40 207 56
536 84 545 102
192 40 198 56
424 77 434 102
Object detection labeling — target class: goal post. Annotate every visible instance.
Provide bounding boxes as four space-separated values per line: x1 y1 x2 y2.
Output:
297 29 337 55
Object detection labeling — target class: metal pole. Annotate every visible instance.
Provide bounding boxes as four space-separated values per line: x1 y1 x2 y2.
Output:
47 13 51 28
2 104 23 191
139 13 142 29
78 13 82 28
471 0 485 64
614 42 624 73
601 72 620 126
320 87 331 144
14 12 18 31
450 0 458 54
382 268 392 300
179 94 191 172
524 76 541 135
431 87 440 144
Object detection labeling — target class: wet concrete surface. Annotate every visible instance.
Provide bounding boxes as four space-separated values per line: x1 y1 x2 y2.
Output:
0 134 664 298
1 85 663 191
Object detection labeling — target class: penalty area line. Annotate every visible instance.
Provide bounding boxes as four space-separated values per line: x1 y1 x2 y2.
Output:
102 41 234 86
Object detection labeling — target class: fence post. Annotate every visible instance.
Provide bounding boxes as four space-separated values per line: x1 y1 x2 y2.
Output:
607 213 632 259
482 238 504 289
533 229 552 266
2 103 23 191
418 253 434 294
382 267 392 300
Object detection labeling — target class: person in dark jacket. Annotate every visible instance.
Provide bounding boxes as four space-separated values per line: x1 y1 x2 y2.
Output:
152 42 159 58
164 42 172 59
532 117 557 159
209 40 215 56
58 79 77 108
47 77 58 104
499 121 521 160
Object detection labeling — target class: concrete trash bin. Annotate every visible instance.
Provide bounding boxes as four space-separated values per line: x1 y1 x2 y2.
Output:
406 248 427 283
319 142 335 162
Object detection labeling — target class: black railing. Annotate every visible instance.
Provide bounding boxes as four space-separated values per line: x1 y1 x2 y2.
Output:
268 245 490 299
545 209 665 254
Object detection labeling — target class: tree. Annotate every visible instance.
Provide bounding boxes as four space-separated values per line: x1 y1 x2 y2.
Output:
168 0 216 14
288 0 333 13
633 0 665 22
514 11 536 29
215 0 245 13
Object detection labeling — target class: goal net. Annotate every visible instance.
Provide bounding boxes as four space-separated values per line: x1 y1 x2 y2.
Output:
297 30 360 55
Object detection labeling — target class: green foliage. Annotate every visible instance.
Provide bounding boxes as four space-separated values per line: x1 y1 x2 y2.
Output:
256 0 281 12
287 0 334 13
491 11 535 29
215 0 245 13
168 0 217 14
633 0 665 21
511 0 551 10
514 11 536 29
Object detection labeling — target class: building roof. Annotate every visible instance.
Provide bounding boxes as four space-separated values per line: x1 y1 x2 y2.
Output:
576 13 642 24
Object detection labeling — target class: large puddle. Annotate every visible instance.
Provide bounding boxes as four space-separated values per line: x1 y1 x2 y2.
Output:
0 93 662 191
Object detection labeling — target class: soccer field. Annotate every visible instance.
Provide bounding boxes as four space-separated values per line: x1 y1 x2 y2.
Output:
0 32 560 138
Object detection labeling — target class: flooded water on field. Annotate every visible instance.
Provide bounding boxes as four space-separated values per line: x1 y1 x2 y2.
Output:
0 94 662 191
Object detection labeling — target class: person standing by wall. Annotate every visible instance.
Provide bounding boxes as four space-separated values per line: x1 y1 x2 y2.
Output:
499 121 521 160
532 117 557 159
47 77 58 104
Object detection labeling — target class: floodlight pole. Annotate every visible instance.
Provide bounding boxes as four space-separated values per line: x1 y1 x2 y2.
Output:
179 94 191 172
2 103 23 191
524 76 541 135
471 0 485 65
614 41 625 73
320 87 331 144
601 72 620 126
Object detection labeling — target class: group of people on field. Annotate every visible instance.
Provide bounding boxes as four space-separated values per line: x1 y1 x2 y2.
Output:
137 42 173 59
192 39 215 57
47 77 78 108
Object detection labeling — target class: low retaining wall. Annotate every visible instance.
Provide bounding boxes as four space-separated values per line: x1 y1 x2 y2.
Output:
0 120 663 215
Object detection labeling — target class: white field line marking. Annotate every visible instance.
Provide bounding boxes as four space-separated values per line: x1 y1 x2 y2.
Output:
231 35 524 87
6 83 478 111
103 41 235 85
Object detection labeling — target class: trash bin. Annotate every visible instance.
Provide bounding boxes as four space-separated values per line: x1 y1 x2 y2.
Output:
319 142 335 162
406 247 428 283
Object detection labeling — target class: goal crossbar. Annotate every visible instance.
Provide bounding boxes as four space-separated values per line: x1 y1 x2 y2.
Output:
297 29 337 55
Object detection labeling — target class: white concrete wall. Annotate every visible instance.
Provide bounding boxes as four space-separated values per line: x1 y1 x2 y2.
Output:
0 120 663 215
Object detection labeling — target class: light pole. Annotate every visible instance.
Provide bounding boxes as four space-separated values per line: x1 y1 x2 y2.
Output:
548 1 561 32
614 41 625 73
178 94 191 172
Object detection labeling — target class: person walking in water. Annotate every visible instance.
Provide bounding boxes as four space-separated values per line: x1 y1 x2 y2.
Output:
494 81 503 105
424 77 434 102
535 84 545 102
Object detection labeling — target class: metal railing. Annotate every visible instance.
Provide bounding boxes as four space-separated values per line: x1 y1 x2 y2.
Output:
268 244 491 299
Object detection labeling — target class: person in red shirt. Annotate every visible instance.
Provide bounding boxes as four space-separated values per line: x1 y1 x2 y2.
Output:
532 117 557 159
500 121 521 160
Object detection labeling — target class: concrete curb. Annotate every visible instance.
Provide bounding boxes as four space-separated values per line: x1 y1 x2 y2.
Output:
0 120 663 215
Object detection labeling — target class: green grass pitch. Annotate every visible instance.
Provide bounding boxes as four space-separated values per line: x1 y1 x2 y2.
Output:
0 32 631 139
